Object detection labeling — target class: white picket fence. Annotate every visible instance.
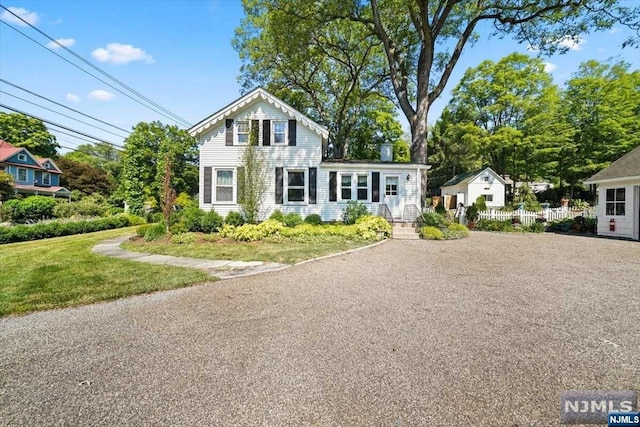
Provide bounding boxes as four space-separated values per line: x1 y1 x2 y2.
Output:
477 208 594 225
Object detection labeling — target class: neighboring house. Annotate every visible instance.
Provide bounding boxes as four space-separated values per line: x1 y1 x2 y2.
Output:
585 145 640 241
189 88 430 222
0 140 71 198
515 181 554 193
440 167 506 209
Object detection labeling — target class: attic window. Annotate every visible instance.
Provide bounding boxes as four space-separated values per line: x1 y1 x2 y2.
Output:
18 153 27 161
483 176 489 182
44 162 51 168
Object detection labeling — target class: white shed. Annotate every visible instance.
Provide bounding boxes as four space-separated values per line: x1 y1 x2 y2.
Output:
440 167 506 208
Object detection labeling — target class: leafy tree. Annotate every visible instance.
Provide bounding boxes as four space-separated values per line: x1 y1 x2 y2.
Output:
0 171 14 201
239 124 267 223
562 59 640 195
0 112 60 158
119 121 198 216
347 106 404 160
234 0 393 157
56 158 115 196
63 142 122 182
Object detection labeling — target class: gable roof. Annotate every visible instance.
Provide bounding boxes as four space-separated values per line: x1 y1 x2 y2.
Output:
0 140 24 162
37 158 63 174
441 167 506 188
188 87 330 139
585 145 640 183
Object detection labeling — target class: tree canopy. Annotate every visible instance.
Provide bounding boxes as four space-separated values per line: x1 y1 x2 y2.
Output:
0 112 59 158
56 157 116 196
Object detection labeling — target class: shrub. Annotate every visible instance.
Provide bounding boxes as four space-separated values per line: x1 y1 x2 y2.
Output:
443 223 470 239
420 226 445 240
136 224 151 238
355 215 392 239
269 209 285 223
171 232 197 244
526 222 545 233
466 203 479 222
116 213 145 226
181 206 205 232
476 219 516 232
169 222 189 235
143 223 167 242
106 206 125 216
304 214 323 225
256 219 284 236
225 211 245 227
218 224 236 238
283 212 303 227
199 210 223 233
416 212 444 227
232 224 262 242
434 199 446 215
342 200 368 224
475 195 487 211
4 196 57 223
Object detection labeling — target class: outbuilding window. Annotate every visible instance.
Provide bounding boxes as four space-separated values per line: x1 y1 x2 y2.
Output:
606 188 625 216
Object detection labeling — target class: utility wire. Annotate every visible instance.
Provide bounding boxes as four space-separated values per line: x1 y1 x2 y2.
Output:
0 14 191 127
0 79 131 134
0 90 129 139
0 103 123 148
50 128 122 150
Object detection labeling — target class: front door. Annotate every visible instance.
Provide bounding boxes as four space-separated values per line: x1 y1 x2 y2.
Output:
384 175 401 218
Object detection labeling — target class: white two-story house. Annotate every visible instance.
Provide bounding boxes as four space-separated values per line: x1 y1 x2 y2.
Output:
189 88 429 222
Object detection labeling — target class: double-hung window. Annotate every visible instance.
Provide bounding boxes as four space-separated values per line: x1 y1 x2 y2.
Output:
341 174 352 200
17 168 27 182
357 175 368 201
273 121 287 144
215 170 234 203
236 121 249 144
287 170 305 202
43 172 51 186
606 188 625 216
484 194 493 202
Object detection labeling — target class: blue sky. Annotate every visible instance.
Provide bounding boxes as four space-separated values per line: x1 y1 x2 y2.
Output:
0 0 638 152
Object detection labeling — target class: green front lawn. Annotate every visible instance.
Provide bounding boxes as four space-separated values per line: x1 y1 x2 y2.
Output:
122 235 372 264
0 228 211 317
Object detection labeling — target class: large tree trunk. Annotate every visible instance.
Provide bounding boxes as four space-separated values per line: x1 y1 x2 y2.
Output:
410 98 429 208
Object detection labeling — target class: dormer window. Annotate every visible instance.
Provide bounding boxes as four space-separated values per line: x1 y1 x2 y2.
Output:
236 121 249 144
18 153 27 161
44 162 51 169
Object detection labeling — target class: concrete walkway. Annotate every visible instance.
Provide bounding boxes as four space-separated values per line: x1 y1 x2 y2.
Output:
92 235 290 279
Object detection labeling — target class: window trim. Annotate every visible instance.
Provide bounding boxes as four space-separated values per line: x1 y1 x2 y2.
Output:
605 187 625 216
340 173 353 201
235 120 250 145
17 153 27 162
356 173 370 202
17 167 27 183
285 169 306 204
272 120 287 145
214 168 235 204
484 194 494 202
42 172 51 186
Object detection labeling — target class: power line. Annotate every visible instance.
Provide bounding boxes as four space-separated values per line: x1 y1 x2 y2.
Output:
0 90 129 139
0 79 131 134
0 103 123 148
0 14 192 127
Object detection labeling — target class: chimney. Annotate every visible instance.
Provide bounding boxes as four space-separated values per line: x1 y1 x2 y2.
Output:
380 143 393 162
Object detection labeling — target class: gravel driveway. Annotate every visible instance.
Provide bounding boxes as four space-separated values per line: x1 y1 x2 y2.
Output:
1 232 639 426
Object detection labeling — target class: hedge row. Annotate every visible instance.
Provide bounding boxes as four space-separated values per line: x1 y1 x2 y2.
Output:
0 214 145 244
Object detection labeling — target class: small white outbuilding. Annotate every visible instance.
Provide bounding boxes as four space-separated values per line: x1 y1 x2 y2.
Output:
440 167 506 209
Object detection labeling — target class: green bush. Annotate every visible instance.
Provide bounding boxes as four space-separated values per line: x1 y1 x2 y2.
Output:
269 209 286 223
225 211 245 227
0 216 139 244
171 232 197 244
180 206 205 232
143 223 167 242
466 203 479 222
218 224 236 238
136 224 151 238
443 223 470 239
476 219 516 232
232 224 262 242
283 212 303 227
169 222 189 235
342 200 368 224
3 196 57 223
116 213 145 226
475 195 487 211
256 219 285 236
526 222 545 233
304 214 323 225
434 199 446 215
416 212 445 227
199 210 223 233
355 215 392 239
420 226 445 240
106 206 125 216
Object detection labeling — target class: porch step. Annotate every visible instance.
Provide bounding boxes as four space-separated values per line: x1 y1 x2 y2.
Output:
392 223 420 240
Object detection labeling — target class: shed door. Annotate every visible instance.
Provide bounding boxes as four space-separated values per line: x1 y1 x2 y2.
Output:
383 175 401 218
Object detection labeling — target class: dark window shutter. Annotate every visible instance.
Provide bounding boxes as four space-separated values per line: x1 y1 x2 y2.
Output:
225 119 234 146
275 167 283 204
263 120 271 146
203 167 212 204
372 172 380 202
251 120 259 146
309 167 317 204
237 166 245 203
329 171 337 202
288 120 296 146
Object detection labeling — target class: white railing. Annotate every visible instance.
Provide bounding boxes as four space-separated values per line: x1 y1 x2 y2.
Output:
477 208 594 225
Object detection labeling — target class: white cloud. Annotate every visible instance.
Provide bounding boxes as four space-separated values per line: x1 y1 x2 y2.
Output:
91 43 154 64
544 62 557 73
87 90 115 101
555 35 585 51
65 93 80 102
46 38 76 49
0 6 39 26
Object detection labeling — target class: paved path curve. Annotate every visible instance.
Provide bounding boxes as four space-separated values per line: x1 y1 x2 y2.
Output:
2 233 639 426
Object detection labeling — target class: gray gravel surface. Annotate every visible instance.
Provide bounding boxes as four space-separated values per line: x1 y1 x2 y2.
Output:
1 232 639 426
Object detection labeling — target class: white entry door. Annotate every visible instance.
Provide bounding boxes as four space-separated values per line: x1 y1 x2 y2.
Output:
383 175 401 218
